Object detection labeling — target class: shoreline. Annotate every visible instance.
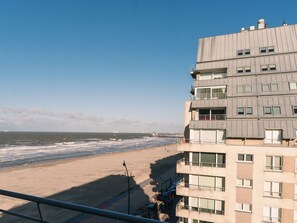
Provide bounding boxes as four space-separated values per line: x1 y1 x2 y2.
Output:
0 143 181 219
0 142 178 171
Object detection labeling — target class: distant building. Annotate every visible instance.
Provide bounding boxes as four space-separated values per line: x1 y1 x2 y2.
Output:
176 19 297 223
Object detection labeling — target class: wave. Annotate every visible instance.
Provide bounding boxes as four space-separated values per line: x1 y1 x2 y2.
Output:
0 137 177 168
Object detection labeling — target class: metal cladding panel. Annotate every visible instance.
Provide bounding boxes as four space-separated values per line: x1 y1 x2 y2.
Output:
227 76 257 97
258 96 297 116
226 97 258 117
195 78 228 87
189 120 226 129
226 120 260 138
196 24 297 63
191 99 227 108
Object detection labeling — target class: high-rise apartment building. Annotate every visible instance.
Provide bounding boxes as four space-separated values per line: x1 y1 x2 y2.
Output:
176 19 297 223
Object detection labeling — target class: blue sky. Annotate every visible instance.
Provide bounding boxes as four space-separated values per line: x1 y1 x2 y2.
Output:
0 0 296 133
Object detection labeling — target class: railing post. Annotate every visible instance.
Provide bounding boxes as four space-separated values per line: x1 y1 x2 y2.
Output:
37 203 44 223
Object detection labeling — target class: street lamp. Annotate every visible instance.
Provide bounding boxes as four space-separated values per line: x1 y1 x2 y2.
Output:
123 160 131 215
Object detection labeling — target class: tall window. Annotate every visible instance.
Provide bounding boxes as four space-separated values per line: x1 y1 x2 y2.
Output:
265 130 282 144
262 83 278 92
263 207 281 223
266 156 282 171
264 181 282 197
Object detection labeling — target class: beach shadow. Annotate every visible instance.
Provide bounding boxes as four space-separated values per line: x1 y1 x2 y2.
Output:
0 174 150 223
148 152 182 222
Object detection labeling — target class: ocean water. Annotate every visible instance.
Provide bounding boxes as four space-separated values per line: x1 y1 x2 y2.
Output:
0 132 179 168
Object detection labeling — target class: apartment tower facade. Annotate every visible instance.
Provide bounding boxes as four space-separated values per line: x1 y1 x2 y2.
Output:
176 19 297 223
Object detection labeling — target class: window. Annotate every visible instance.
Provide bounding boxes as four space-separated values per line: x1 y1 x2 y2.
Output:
264 106 281 115
237 49 251 56
237 66 252 74
190 175 225 191
295 184 297 200
273 106 281 115
271 83 278 92
189 197 224 215
264 181 282 197
246 107 253 115
238 154 253 162
236 178 253 188
266 155 282 171
264 107 272 114
268 46 275 52
245 66 251 73
237 107 253 115
293 106 297 114
259 46 275 54
190 152 226 167
263 207 281 223
237 107 244 115
289 82 297 90
237 67 244 73
265 130 282 144
262 83 278 92
236 203 252 212
261 65 268 71
261 64 277 72
237 85 252 93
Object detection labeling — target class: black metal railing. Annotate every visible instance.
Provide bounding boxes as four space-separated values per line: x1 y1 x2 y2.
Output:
0 189 162 223
191 114 226 121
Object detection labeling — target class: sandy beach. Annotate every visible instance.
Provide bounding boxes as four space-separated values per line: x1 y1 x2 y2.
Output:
0 143 181 222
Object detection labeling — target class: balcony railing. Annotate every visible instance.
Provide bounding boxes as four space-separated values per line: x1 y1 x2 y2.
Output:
178 179 225 192
263 216 281 223
264 191 282 198
177 158 226 168
192 114 226 121
176 200 224 215
265 165 283 172
196 92 226 100
0 189 162 223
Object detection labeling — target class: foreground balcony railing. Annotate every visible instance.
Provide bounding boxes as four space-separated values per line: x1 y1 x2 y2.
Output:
192 114 226 121
0 189 162 223
176 200 224 215
196 92 226 100
177 158 226 168
178 179 225 192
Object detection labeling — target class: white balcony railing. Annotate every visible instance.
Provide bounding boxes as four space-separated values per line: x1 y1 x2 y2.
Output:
177 158 226 168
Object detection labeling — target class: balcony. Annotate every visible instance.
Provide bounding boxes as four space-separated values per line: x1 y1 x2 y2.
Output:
177 179 225 192
176 199 224 216
177 159 225 168
176 159 226 176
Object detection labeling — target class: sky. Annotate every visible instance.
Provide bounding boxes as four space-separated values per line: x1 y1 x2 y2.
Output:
0 0 296 133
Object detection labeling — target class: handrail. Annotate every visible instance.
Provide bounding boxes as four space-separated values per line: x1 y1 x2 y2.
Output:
192 114 226 121
177 158 226 168
177 179 225 192
0 189 162 223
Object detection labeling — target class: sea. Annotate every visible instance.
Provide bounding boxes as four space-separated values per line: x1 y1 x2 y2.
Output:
0 132 180 168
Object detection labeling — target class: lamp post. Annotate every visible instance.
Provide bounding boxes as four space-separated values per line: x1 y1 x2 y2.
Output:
123 160 130 215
